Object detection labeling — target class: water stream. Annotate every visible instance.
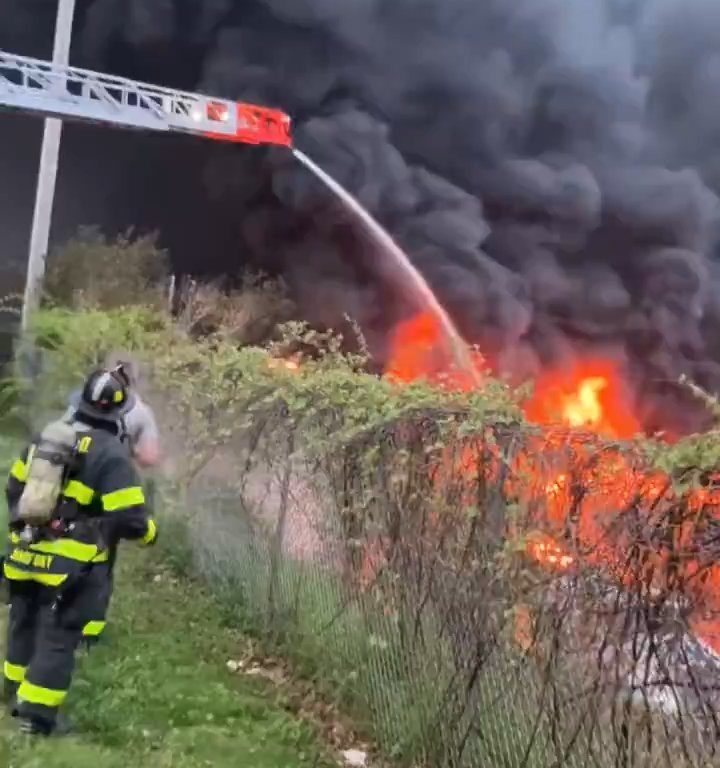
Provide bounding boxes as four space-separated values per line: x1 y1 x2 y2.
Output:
292 148 480 385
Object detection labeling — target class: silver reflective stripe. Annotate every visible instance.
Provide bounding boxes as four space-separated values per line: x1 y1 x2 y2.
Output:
91 373 112 402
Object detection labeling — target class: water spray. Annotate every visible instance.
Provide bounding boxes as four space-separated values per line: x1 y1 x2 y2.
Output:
292 148 481 387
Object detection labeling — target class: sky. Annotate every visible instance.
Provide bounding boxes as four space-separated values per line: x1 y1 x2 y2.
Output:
3 0 720 432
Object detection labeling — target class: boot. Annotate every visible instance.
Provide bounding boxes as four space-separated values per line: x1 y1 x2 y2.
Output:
18 712 72 737
18 717 52 737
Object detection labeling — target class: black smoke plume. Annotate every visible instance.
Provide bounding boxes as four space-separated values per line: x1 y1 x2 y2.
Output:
5 0 720 433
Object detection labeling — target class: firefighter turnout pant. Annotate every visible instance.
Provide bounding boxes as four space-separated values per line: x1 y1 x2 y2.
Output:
81 557 115 642
81 477 154 643
3 574 96 732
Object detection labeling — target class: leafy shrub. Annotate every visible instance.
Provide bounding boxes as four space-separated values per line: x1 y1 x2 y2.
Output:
12 306 170 431
45 227 169 310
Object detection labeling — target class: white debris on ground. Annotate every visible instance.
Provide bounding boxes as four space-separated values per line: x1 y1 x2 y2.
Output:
341 748 368 767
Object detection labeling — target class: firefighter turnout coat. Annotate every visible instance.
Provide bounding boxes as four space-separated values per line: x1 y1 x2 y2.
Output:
2 419 157 728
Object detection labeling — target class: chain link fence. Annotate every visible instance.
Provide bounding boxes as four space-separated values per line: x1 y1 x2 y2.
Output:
154 406 720 768
18 344 720 767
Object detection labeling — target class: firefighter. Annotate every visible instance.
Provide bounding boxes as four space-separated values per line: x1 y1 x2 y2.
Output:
2 368 158 736
63 360 161 647
63 359 161 468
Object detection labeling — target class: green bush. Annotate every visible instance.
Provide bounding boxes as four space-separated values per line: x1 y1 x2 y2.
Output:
45 227 169 310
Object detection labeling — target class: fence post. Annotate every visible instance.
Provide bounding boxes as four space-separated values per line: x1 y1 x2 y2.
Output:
167 274 176 315
267 429 294 631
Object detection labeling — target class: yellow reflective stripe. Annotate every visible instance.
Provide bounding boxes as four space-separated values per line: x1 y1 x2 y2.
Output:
30 539 101 563
102 486 145 512
4 662 26 683
82 621 106 638
63 480 95 505
8 535 107 564
10 446 36 483
9 459 28 483
3 563 67 587
141 518 157 545
17 680 67 708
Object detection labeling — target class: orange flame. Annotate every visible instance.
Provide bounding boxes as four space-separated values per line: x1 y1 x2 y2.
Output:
384 312 441 385
380 310 720 654
268 356 301 372
524 361 640 440
525 533 575 570
385 311 485 391
384 312 640 439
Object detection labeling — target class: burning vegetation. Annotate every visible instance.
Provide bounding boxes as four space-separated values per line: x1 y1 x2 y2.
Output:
386 313 720 671
330 314 720 765
34 303 720 765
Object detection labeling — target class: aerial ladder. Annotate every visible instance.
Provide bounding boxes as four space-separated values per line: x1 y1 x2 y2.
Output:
0 49 292 147
0 48 293 333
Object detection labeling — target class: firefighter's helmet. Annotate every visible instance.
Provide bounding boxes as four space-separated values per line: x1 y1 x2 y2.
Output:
78 368 135 420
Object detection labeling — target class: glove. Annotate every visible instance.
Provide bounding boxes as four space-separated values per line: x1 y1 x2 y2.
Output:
140 519 158 546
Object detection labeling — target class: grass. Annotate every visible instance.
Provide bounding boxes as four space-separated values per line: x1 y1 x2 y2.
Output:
176 490 547 766
0 439 336 768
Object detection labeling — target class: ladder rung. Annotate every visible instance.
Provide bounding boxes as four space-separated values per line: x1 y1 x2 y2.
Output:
0 49 292 147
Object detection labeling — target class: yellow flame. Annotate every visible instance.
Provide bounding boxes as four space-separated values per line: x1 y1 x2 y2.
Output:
561 376 607 428
545 473 567 496
268 357 300 372
526 534 575 570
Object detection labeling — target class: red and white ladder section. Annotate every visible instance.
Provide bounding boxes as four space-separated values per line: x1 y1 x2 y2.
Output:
0 50 292 147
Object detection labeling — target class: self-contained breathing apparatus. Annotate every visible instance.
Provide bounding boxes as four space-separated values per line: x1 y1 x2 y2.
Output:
13 420 86 547
3 368 132 584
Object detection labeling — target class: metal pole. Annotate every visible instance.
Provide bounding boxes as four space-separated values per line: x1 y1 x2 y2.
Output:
20 0 77 333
